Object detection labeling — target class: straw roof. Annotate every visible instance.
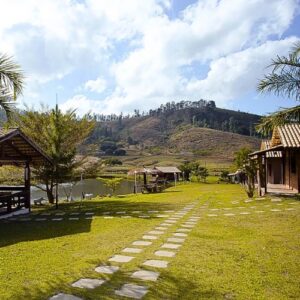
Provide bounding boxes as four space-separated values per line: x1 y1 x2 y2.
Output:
271 124 300 148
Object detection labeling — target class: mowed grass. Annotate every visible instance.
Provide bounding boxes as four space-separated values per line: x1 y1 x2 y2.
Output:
0 183 299 300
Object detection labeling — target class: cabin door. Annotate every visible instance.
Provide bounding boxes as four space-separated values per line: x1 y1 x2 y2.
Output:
273 160 282 184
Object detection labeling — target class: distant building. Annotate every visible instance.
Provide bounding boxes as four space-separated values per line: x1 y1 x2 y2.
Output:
153 166 181 181
249 124 300 195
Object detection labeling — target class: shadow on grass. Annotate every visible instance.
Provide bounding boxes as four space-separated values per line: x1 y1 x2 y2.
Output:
0 200 176 248
10 259 226 300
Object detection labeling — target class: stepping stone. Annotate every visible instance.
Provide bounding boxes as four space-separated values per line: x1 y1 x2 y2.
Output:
271 209 281 212
240 212 250 215
161 243 181 249
69 218 79 220
169 217 179 220
116 211 126 214
223 208 232 210
157 214 169 218
238 206 245 209
224 213 235 216
255 197 266 200
142 235 157 240
181 224 194 228
155 227 167 231
244 200 252 203
95 265 119 274
250 206 257 209
143 259 168 268
19 218 32 221
122 248 143 254
102 212 110 215
85 212 94 215
109 255 134 263
132 211 141 214
55 212 65 216
71 278 105 289
271 198 282 202
231 201 239 204
139 215 150 218
165 220 177 224
148 230 164 235
155 250 176 257
276 203 283 206
290 202 298 205
115 283 148 299
41 212 51 216
160 223 172 227
164 210 175 213
104 216 114 219
132 241 152 246
52 218 63 221
167 237 185 243
49 293 83 300
177 228 191 232
173 232 187 237
185 222 196 225
264 205 271 207
255 211 265 213
207 214 218 217
85 217 93 220
121 216 132 218
70 213 80 216
131 270 159 281
210 209 219 211
285 208 295 211
148 210 158 213
35 218 47 221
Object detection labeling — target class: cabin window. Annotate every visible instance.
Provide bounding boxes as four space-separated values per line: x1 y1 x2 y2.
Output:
291 155 296 174
268 164 272 176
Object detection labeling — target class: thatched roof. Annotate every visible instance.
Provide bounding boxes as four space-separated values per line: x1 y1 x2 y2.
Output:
0 128 52 166
154 166 181 173
271 124 300 148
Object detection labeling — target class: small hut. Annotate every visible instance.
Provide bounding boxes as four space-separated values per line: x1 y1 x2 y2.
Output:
0 128 52 216
249 124 300 195
153 166 182 181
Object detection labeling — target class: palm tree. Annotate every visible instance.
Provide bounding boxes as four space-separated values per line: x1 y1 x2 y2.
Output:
257 42 300 134
0 53 24 119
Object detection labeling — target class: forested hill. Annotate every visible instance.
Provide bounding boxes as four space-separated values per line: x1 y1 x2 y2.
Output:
82 100 262 158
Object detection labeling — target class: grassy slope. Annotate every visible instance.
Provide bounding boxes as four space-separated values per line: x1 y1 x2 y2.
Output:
0 183 299 299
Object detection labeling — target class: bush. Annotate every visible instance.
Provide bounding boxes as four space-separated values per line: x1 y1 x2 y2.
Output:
113 149 127 156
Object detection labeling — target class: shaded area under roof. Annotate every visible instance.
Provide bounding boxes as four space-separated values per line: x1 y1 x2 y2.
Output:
0 128 52 166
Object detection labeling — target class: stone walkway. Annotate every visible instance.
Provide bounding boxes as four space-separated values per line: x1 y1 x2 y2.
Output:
48 201 200 299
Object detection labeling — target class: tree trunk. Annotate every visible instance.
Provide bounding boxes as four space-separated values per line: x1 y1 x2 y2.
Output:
46 183 55 204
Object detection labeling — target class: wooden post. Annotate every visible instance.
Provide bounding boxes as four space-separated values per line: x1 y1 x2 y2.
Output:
257 155 262 196
24 161 31 211
264 154 267 194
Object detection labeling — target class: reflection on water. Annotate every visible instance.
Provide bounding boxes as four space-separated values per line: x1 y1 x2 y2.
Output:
31 178 136 202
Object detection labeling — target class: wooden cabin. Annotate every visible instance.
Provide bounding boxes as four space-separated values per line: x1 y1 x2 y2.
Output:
249 124 300 195
0 128 51 216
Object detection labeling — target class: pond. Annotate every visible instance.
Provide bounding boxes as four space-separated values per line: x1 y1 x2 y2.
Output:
31 178 137 202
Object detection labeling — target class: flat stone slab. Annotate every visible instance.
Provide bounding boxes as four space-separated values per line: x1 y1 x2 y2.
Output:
271 209 281 212
102 212 110 215
165 220 176 223
223 208 232 210
70 213 80 216
155 227 167 231
109 255 135 263
132 240 152 246
177 228 191 232
157 214 169 218
173 232 187 237
69 218 79 220
115 283 148 299
244 200 253 203
285 208 296 211
155 250 176 257
132 211 141 213
148 230 164 235
185 222 196 225
85 212 94 215
142 235 157 240
52 218 63 221
131 270 159 281
207 214 218 217
167 237 185 243
148 210 159 213
121 215 132 218
164 210 175 213
116 211 126 214
161 243 181 249
271 198 282 202
139 215 150 218
255 211 265 213
181 224 194 228
210 208 219 211
122 248 143 254
71 278 105 289
104 216 114 219
160 223 172 227
55 212 65 216
35 218 47 221
95 265 119 274
41 212 51 216
49 293 83 300
143 259 168 268
240 212 250 215
224 213 235 216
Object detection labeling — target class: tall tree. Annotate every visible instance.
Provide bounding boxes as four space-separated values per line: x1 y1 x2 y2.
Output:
257 42 300 134
18 105 95 204
0 53 24 118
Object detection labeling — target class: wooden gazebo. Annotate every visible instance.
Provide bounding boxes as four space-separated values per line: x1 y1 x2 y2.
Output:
0 128 52 215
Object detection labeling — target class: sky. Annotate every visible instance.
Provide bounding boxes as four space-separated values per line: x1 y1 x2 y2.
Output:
0 0 299 116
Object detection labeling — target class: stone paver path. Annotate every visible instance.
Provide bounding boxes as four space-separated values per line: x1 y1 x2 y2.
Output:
115 283 148 299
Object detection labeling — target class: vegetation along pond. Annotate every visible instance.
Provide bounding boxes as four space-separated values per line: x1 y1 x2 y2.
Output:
31 178 136 202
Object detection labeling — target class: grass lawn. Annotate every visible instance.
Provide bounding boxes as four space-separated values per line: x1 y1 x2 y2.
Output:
0 183 299 299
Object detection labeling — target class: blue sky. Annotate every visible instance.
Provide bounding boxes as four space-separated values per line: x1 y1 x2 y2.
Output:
1 0 299 116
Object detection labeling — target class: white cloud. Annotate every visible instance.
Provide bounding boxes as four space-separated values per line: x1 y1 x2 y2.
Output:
84 77 107 93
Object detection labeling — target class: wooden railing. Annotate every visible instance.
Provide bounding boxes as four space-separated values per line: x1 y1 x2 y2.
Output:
0 190 29 214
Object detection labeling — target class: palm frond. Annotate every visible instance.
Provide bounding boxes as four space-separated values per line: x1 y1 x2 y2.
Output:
256 105 300 135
